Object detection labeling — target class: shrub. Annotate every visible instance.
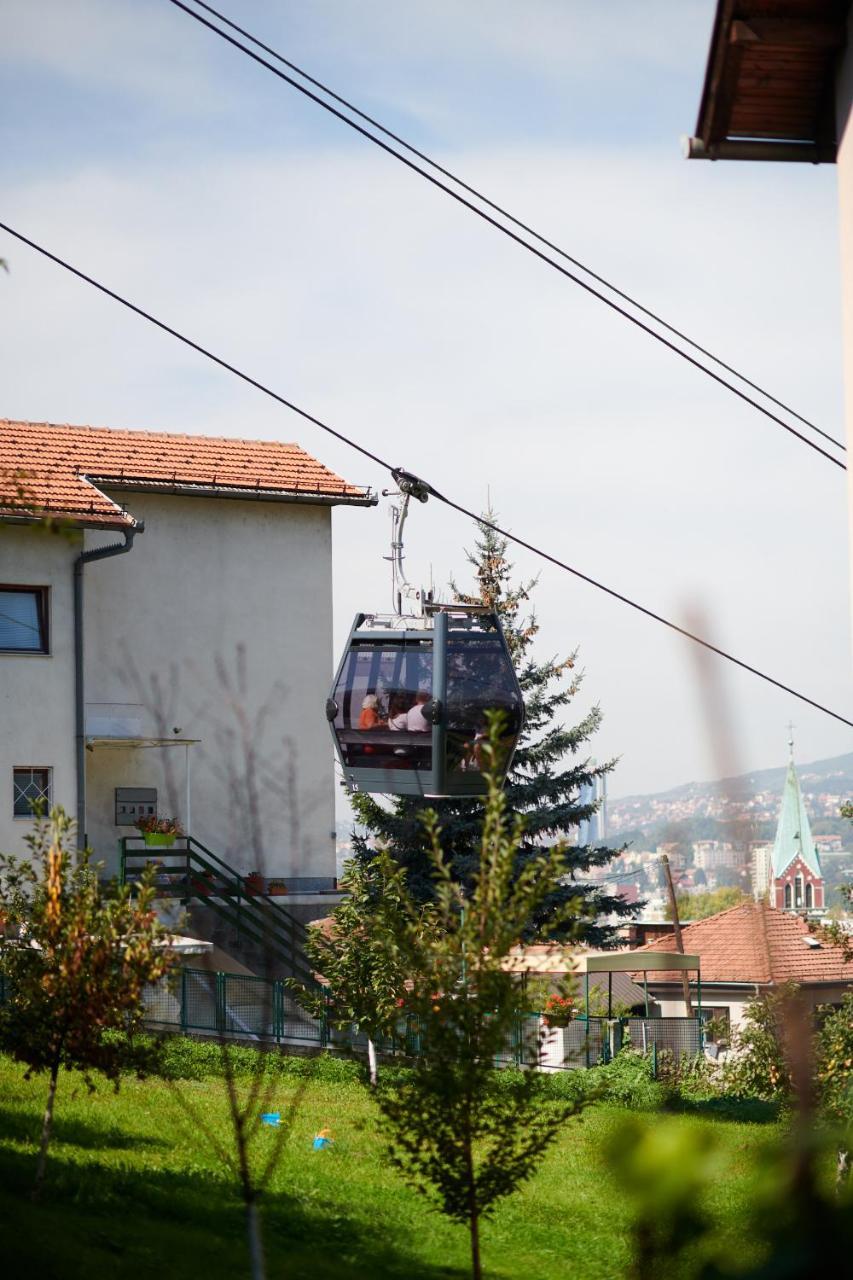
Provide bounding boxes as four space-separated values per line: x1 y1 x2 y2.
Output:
722 987 796 1102
117 1033 362 1084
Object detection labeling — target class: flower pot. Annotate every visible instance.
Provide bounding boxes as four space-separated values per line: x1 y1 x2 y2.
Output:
244 874 264 895
143 832 177 847
267 881 288 896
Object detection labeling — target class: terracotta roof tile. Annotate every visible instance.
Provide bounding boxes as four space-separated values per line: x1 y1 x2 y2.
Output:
632 901 851 986
0 419 373 528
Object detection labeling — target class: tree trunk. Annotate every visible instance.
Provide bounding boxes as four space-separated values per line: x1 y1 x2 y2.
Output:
245 1198 266 1280
463 1126 481 1280
367 1036 378 1088
32 1057 60 1200
468 1203 482 1280
837 1147 850 1188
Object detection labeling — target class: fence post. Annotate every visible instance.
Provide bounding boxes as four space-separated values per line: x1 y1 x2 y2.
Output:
180 967 188 1034
216 971 226 1036
320 1000 329 1048
274 979 283 1043
652 1040 657 1080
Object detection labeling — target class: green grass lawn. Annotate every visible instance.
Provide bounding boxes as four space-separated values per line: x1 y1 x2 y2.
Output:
0 1048 778 1279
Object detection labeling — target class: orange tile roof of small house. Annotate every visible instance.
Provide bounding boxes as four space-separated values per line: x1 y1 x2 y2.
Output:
0 419 374 528
633 900 852 986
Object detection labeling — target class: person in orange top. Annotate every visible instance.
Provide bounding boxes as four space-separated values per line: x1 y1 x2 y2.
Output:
358 694 384 729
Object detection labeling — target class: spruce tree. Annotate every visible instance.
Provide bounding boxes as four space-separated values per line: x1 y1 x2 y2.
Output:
349 513 634 945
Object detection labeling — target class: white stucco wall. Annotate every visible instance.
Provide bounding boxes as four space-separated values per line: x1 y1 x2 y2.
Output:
837 10 853 642
654 987 751 1033
0 524 79 856
81 491 336 880
653 982 852 1035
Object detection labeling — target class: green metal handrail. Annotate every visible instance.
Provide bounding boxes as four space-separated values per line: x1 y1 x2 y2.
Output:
120 835 316 986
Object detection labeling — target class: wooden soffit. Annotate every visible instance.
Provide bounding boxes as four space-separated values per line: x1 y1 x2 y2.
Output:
689 0 850 162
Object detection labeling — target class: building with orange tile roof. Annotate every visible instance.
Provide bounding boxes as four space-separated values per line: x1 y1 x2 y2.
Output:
0 419 375 916
633 899 852 1039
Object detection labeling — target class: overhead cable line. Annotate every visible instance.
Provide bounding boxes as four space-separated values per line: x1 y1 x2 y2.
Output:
185 0 844 459
1 219 850 729
167 0 846 470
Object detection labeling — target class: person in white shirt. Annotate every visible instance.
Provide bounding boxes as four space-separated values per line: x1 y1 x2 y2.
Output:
406 690 431 732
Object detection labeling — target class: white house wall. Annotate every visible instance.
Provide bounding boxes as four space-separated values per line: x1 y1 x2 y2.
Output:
651 983 852 1035
0 525 79 855
83 491 336 881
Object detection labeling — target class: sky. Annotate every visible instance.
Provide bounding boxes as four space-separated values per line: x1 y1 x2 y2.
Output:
1 0 851 810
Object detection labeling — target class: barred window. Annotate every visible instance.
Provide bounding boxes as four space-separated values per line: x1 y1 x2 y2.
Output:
13 767 51 817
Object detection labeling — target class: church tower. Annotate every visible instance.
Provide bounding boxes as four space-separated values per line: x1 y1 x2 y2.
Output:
768 735 824 914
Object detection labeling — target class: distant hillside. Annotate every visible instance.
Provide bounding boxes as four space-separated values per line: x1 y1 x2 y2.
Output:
609 751 853 847
615 752 853 808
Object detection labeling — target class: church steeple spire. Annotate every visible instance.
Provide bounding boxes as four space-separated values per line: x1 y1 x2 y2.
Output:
770 735 823 912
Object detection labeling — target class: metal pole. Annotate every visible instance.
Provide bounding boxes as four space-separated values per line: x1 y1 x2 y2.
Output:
180 968 188 1034
584 971 590 1068
660 854 692 1015
607 970 612 1018
643 971 649 1018
185 744 191 837
432 609 448 794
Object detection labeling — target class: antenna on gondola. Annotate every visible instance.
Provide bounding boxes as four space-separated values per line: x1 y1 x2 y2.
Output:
382 468 434 617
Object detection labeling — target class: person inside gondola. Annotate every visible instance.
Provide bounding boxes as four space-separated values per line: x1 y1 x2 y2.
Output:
387 694 409 732
358 694 385 730
406 689 431 733
357 693 386 757
387 693 413 762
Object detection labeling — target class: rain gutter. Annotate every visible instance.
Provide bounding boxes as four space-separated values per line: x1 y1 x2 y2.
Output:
74 523 143 850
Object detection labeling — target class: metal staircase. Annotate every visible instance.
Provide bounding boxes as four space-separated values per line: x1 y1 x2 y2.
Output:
119 835 317 988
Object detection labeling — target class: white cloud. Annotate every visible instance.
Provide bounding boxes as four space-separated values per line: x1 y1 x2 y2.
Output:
0 0 227 113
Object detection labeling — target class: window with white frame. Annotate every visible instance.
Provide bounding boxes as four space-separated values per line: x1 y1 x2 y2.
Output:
0 586 49 653
13 767 51 817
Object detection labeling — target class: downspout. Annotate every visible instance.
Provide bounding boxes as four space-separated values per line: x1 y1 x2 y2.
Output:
74 523 143 851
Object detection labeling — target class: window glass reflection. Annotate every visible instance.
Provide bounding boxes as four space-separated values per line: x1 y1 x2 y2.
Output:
334 641 432 771
445 635 522 777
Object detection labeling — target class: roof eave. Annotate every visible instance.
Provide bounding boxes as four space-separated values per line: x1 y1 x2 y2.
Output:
0 509 134 532
96 479 378 508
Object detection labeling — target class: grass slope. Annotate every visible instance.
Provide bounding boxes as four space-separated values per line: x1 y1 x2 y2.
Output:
0 1049 776 1279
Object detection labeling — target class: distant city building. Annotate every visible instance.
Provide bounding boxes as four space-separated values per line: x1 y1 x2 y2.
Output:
577 768 608 846
693 840 737 871
753 743 824 914
656 842 685 869
751 844 772 900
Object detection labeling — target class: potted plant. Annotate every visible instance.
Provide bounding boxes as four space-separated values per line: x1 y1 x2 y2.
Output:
267 877 288 896
136 815 185 848
244 870 264 895
542 993 576 1029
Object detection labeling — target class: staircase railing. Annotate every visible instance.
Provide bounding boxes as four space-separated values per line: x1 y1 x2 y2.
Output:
120 835 317 988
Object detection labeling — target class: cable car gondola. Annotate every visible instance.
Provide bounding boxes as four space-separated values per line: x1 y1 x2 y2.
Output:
326 472 524 797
